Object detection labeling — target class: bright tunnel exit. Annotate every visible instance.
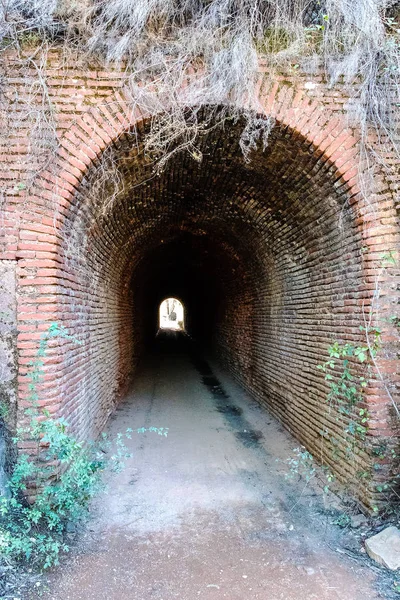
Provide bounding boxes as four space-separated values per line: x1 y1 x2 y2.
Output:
159 298 185 331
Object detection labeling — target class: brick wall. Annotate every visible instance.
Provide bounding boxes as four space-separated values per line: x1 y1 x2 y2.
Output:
0 50 399 506
0 259 17 425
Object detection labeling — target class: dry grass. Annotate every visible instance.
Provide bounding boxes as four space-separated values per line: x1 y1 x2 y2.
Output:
0 0 398 165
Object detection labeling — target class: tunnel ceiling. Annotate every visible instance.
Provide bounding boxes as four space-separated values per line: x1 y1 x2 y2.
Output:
66 115 356 294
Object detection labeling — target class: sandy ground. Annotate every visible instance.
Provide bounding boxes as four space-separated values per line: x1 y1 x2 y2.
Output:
30 333 390 600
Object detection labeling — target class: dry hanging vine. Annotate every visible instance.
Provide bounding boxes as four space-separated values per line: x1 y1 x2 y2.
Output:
0 0 399 168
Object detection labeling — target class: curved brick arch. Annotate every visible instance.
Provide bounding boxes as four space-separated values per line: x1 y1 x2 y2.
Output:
13 82 398 506
33 86 362 223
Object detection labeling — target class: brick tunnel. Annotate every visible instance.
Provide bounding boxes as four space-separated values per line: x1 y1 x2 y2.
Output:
0 66 397 507
50 113 374 496
0 1 399 587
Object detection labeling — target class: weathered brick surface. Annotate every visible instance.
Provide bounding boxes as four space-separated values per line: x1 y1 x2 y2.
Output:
0 50 399 506
0 260 17 419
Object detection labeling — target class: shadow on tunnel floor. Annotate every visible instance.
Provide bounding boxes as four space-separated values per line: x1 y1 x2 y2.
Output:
152 329 212 376
153 328 192 354
152 329 212 377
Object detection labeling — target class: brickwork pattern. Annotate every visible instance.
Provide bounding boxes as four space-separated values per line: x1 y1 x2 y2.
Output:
0 51 399 504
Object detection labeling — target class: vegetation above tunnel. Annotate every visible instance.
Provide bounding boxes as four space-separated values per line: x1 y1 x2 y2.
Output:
0 0 399 170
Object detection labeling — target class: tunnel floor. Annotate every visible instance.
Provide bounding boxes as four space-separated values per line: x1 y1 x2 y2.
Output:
34 333 380 599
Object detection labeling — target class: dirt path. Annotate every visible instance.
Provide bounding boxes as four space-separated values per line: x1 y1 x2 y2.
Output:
33 336 385 599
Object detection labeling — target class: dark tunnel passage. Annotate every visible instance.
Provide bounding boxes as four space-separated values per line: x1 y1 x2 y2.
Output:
132 230 257 353
58 114 368 486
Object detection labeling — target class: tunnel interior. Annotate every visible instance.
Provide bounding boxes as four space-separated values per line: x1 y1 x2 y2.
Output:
133 229 256 351
59 113 366 484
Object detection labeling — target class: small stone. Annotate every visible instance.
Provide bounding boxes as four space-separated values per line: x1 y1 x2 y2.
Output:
66 521 77 533
365 526 400 570
350 514 368 529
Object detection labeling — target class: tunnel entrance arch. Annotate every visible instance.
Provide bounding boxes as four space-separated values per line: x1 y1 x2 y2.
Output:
21 98 394 507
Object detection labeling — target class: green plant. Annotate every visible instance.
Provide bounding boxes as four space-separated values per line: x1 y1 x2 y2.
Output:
318 340 373 443
284 446 336 495
284 447 315 482
136 426 169 436
260 26 295 54
0 323 133 569
285 333 385 503
0 421 132 569
317 329 400 509
13 182 26 193
389 315 400 328
0 401 9 421
380 250 397 268
333 512 351 528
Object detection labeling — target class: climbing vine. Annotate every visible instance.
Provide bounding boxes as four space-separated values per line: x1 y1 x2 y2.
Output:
318 339 374 444
285 312 399 511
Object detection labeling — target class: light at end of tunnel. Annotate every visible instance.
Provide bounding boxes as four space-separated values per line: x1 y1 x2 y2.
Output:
159 298 185 331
